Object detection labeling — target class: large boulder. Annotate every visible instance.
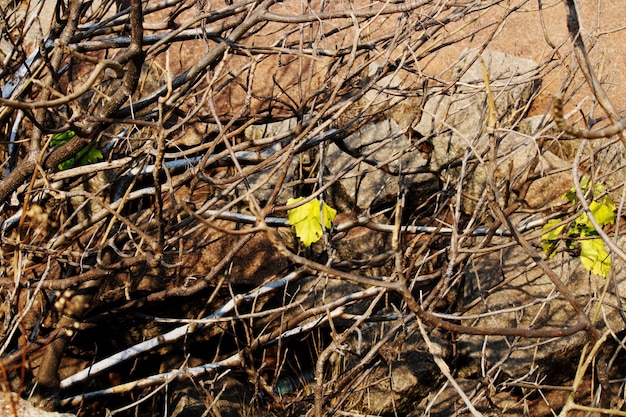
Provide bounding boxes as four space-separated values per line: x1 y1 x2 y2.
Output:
326 118 435 211
414 49 540 213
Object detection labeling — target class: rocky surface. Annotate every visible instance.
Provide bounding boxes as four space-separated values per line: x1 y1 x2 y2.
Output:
414 49 541 214
458 236 626 380
0 393 75 417
153 46 604 416
326 118 435 211
328 316 450 416
247 49 544 214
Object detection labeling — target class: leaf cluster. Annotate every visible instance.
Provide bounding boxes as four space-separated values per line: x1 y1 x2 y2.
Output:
541 178 615 277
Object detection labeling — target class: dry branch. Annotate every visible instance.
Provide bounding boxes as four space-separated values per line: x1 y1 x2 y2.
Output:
0 0 624 416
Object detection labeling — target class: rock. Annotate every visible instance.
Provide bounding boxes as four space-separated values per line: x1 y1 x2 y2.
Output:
171 222 290 288
238 113 438 213
169 386 208 417
494 128 571 209
515 114 576 208
328 315 450 416
414 49 540 213
321 49 541 214
237 156 302 205
330 213 389 264
169 374 259 417
229 116 307 205
457 236 626 381
244 118 299 141
0 393 75 417
362 62 426 131
589 137 626 193
416 49 539 169
257 275 371 333
326 118 435 211
209 375 258 417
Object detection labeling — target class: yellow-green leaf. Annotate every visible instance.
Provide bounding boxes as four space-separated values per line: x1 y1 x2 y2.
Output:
58 144 103 170
541 219 566 257
579 237 611 277
321 201 336 229
287 197 337 247
542 219 566 242
549 178 614 277
287 197 308 224
590 197 616 227
573 212 593 231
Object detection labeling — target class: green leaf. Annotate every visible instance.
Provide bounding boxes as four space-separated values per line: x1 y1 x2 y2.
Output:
58 144 103 170
579 237 611 277
51 130 103 170
58 158 76 171
50 130 76 147
287 197 337 247
76 145 103 166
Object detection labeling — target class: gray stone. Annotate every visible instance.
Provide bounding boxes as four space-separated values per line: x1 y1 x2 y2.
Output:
328 315 449 416
0 394 75 417
234 147 302 205
244 118 299 141
414 49 540 213
325 118 435 211
457 236 626 380
322 49 541 215
330 213 389 265
491 128 571 209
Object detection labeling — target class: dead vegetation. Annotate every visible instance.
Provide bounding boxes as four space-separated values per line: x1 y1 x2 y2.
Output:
0 0 626 416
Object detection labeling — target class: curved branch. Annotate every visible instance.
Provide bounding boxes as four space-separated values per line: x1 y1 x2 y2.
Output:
552 94 626 139
0 56 122 110
562 0 626 147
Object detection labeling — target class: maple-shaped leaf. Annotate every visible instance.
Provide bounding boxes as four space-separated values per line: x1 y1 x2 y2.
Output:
565 177 615 228
589 196 616 227
579 237 611 277
568 198 614 240
287 197 337 247
549 177 615 278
